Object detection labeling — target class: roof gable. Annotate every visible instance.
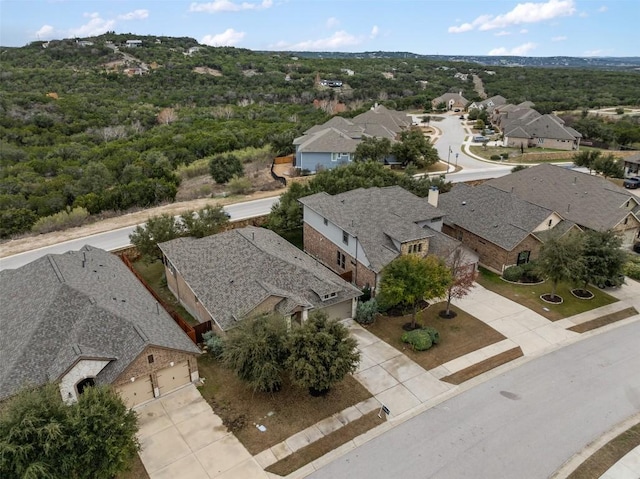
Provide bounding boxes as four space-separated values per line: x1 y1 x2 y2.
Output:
158 227 361 331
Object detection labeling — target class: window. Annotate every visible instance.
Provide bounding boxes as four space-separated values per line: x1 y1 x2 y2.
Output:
548 219 553 227
456 230 463 241
323 218 328 226
624 217 628 225
342 231 349 245
147 354 154 364
323 292 338 300
76 378 95 395
408 243 423 254
167 259 176 277
517 250 531 266
336 251 346 269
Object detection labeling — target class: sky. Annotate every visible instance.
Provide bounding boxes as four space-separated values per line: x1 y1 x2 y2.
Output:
0 0 637 56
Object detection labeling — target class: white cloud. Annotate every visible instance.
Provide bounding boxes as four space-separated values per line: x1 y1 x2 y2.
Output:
520 28 529 33
118 9 149 21
495 30 511 36
552 35 567 41
488 42 537 56
69 12 115 37
449 0 575 33
275 30 363 51
200 28 245 46
326 17 340 29
583 48 610 56
35 25 55 39
189 0 272 13
598 5 608 12
370 25 379 38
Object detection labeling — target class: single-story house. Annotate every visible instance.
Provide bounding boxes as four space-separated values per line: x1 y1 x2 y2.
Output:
502 114 582 151
293 104 411 172
438 182 581 273
0 246 201 408
299 186 478 292
486 164 640 248
158 226 362 331
432 92 468 111
125 39 143 48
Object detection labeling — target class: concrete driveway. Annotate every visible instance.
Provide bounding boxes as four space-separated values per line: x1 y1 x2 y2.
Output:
136 384 268 479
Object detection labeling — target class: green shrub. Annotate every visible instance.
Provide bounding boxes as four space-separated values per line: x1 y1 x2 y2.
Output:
401 329 434 351
500 153 509 159
202 330 225 359
502 265 523 282
521 261 543 282
360 285 372 302
31 207 89 234
176 158 210 179
490 155 501 161
355 299 378 325
421 326 440 345
624 256 640 280
228 175 252 195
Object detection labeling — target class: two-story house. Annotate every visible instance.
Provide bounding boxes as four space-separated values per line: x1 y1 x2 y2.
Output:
298 186 478 292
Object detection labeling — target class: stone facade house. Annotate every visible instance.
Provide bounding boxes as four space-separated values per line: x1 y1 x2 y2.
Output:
0 246 201 408
487 164 640 248
467 95 507 113
158 226 361 331
431 92 468 111
299 186 478 292
438 182 581 273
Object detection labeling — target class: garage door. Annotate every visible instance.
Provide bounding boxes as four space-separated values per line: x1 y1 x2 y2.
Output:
157 361 190 395
116 375 154 408
319 299 353 321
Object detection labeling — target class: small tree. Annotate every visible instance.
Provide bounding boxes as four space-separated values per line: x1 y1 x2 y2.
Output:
130 213 181 260
442 247 477 318
536 232 585 300
576 230 626 291
0 383 138 479
378 255 452 329
354 137 392 163
179 205 229 238
209 154 244 184
287 311 360 396
222 314 290 392
573 150 601 174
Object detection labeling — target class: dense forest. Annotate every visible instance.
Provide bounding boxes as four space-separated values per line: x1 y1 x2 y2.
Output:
1 33 639 238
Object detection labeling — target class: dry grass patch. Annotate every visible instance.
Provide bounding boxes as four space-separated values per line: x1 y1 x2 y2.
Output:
197 356 371 455
569 307 638 333
265 411 385 476
367 302 506 371
566 421 640 479
441 347 523 385
116 454 149 479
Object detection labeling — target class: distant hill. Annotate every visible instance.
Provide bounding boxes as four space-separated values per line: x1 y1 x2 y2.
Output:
281 51 640 71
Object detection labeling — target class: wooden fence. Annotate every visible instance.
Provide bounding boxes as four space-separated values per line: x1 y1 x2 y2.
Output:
118 254 211 344
274 154 294 165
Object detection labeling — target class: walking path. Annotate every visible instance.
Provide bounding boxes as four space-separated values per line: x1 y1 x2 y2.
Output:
135 279 640 479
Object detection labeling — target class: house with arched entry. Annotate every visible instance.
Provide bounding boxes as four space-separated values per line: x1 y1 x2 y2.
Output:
0 246 201 408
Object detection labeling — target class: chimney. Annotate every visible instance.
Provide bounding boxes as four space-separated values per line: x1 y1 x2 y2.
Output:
567 203 571 212
428 186 439 208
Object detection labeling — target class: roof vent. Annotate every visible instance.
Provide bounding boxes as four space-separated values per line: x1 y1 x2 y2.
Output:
462 201 467 205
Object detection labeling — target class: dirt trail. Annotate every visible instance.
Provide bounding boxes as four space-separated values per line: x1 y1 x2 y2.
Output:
472 75 487 100
0 189 283 258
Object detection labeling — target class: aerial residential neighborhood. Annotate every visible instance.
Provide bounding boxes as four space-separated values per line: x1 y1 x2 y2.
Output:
1 2 640 478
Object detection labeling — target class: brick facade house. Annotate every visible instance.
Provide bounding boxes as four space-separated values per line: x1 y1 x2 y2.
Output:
299 186 478 292
0 246 201 408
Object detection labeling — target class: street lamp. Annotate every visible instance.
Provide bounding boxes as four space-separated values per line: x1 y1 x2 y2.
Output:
447 146 452 169
455 152 459 168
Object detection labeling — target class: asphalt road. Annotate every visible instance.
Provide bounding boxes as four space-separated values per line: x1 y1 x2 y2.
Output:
309 319 640 479
0 196 280 271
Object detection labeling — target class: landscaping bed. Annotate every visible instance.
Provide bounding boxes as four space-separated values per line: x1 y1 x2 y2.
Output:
196 355 371 455
441 347 523 385
265 411 384 476
116 454 150 479
367 302 506 371
477 267 618 321
569 307 638 333
566 421 640 479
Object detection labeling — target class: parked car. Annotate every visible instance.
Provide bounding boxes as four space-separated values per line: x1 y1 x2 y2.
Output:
454 108 461 112
472 135 488 143
459 115 465 120
623 177 640 189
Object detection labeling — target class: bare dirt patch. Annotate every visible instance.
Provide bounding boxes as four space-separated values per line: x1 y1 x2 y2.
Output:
193 66 222 76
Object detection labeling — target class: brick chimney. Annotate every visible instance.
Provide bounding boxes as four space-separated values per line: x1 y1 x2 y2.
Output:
428 186 439 208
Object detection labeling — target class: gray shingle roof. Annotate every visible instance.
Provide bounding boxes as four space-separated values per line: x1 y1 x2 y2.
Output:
352 105 410 134
295 127 360 153
623 152 640 165
433 92 468 105
0 246 200 401
439 183 555 251
486 164 638 231
158 227 361 331
299 186 447 272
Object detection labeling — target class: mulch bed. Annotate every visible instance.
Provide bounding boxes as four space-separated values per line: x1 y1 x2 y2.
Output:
569 307 638 333
540 293 563 304
571 289 594 299
441 347 524 385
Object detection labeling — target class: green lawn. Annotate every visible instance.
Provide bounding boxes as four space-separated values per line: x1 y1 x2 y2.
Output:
477 267 618 321
132 259 199 325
